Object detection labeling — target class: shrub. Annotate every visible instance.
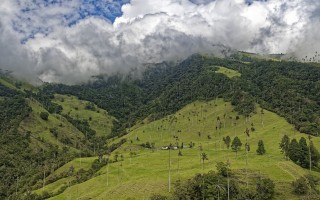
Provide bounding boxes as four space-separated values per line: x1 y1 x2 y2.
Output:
256 178 275 200
292 177 309 195
40 112 49 120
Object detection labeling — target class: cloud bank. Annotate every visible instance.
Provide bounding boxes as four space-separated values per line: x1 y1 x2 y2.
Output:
0 0 320 84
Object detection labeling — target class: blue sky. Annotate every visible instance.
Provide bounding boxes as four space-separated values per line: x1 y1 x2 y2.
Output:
15 0 130 41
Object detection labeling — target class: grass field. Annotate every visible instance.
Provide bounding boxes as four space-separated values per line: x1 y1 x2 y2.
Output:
38 99 320 199
215 66 241 78
53 94 114 137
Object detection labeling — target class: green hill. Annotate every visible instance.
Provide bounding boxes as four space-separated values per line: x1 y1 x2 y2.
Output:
40 99 320 199
19 98 86 152
53 94 114 137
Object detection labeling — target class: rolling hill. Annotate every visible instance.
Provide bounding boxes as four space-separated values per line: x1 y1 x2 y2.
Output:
38 99 320 200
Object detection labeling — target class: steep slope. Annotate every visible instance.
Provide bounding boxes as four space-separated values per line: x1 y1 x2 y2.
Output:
19 99 87 152
52 94 114 137
0 75 115 199
42 99 320 200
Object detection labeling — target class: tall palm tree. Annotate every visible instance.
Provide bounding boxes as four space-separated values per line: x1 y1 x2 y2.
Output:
106 151 111 187
201 152 208 175
245 128 250 188
178 150 183 179
213 182 225 200
308 135 312 172
168 143 173 192
226 160 231 200
201 152 208 200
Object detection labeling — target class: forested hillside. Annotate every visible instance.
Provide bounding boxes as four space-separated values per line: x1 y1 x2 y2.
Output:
44 54 320 137
0 74 114 199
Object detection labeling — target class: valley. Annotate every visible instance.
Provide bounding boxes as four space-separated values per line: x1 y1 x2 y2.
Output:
1 54 320 199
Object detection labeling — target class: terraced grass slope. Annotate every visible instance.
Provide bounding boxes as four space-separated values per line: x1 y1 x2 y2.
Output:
39 99 320 200
53 94 114 137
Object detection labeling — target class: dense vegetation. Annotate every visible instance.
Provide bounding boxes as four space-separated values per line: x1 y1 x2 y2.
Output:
280 135 320 170
44 54 320 136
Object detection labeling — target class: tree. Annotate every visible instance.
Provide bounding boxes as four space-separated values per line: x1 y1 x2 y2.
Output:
201 152 208 175
40 112 49 121
178 150 183 178
114 152 119 162
216 161 231 177
288 139 300 163
256 178 275 200
245 142 250 152
231 136 242 156
298 137 309 168
310 140 320 168
223 136 231 149
256 140 266 155
168 143 173 192
279 135 290 159
129 150 134 164
106 151 111 186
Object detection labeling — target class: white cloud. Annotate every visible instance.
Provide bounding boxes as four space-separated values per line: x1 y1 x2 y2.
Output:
0 0 319 84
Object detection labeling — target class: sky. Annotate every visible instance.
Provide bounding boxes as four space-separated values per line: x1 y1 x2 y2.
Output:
0 0 320 84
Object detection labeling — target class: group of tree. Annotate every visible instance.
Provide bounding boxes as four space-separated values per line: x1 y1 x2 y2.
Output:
227 136 266 156
292 175 320 197
280 135 320 169
171 161 275 200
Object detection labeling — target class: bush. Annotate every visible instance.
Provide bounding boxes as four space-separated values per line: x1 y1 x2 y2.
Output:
256 178 275 200
85 102 96 111
292 177 309 195
49 128 58 138
40 112 49 120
